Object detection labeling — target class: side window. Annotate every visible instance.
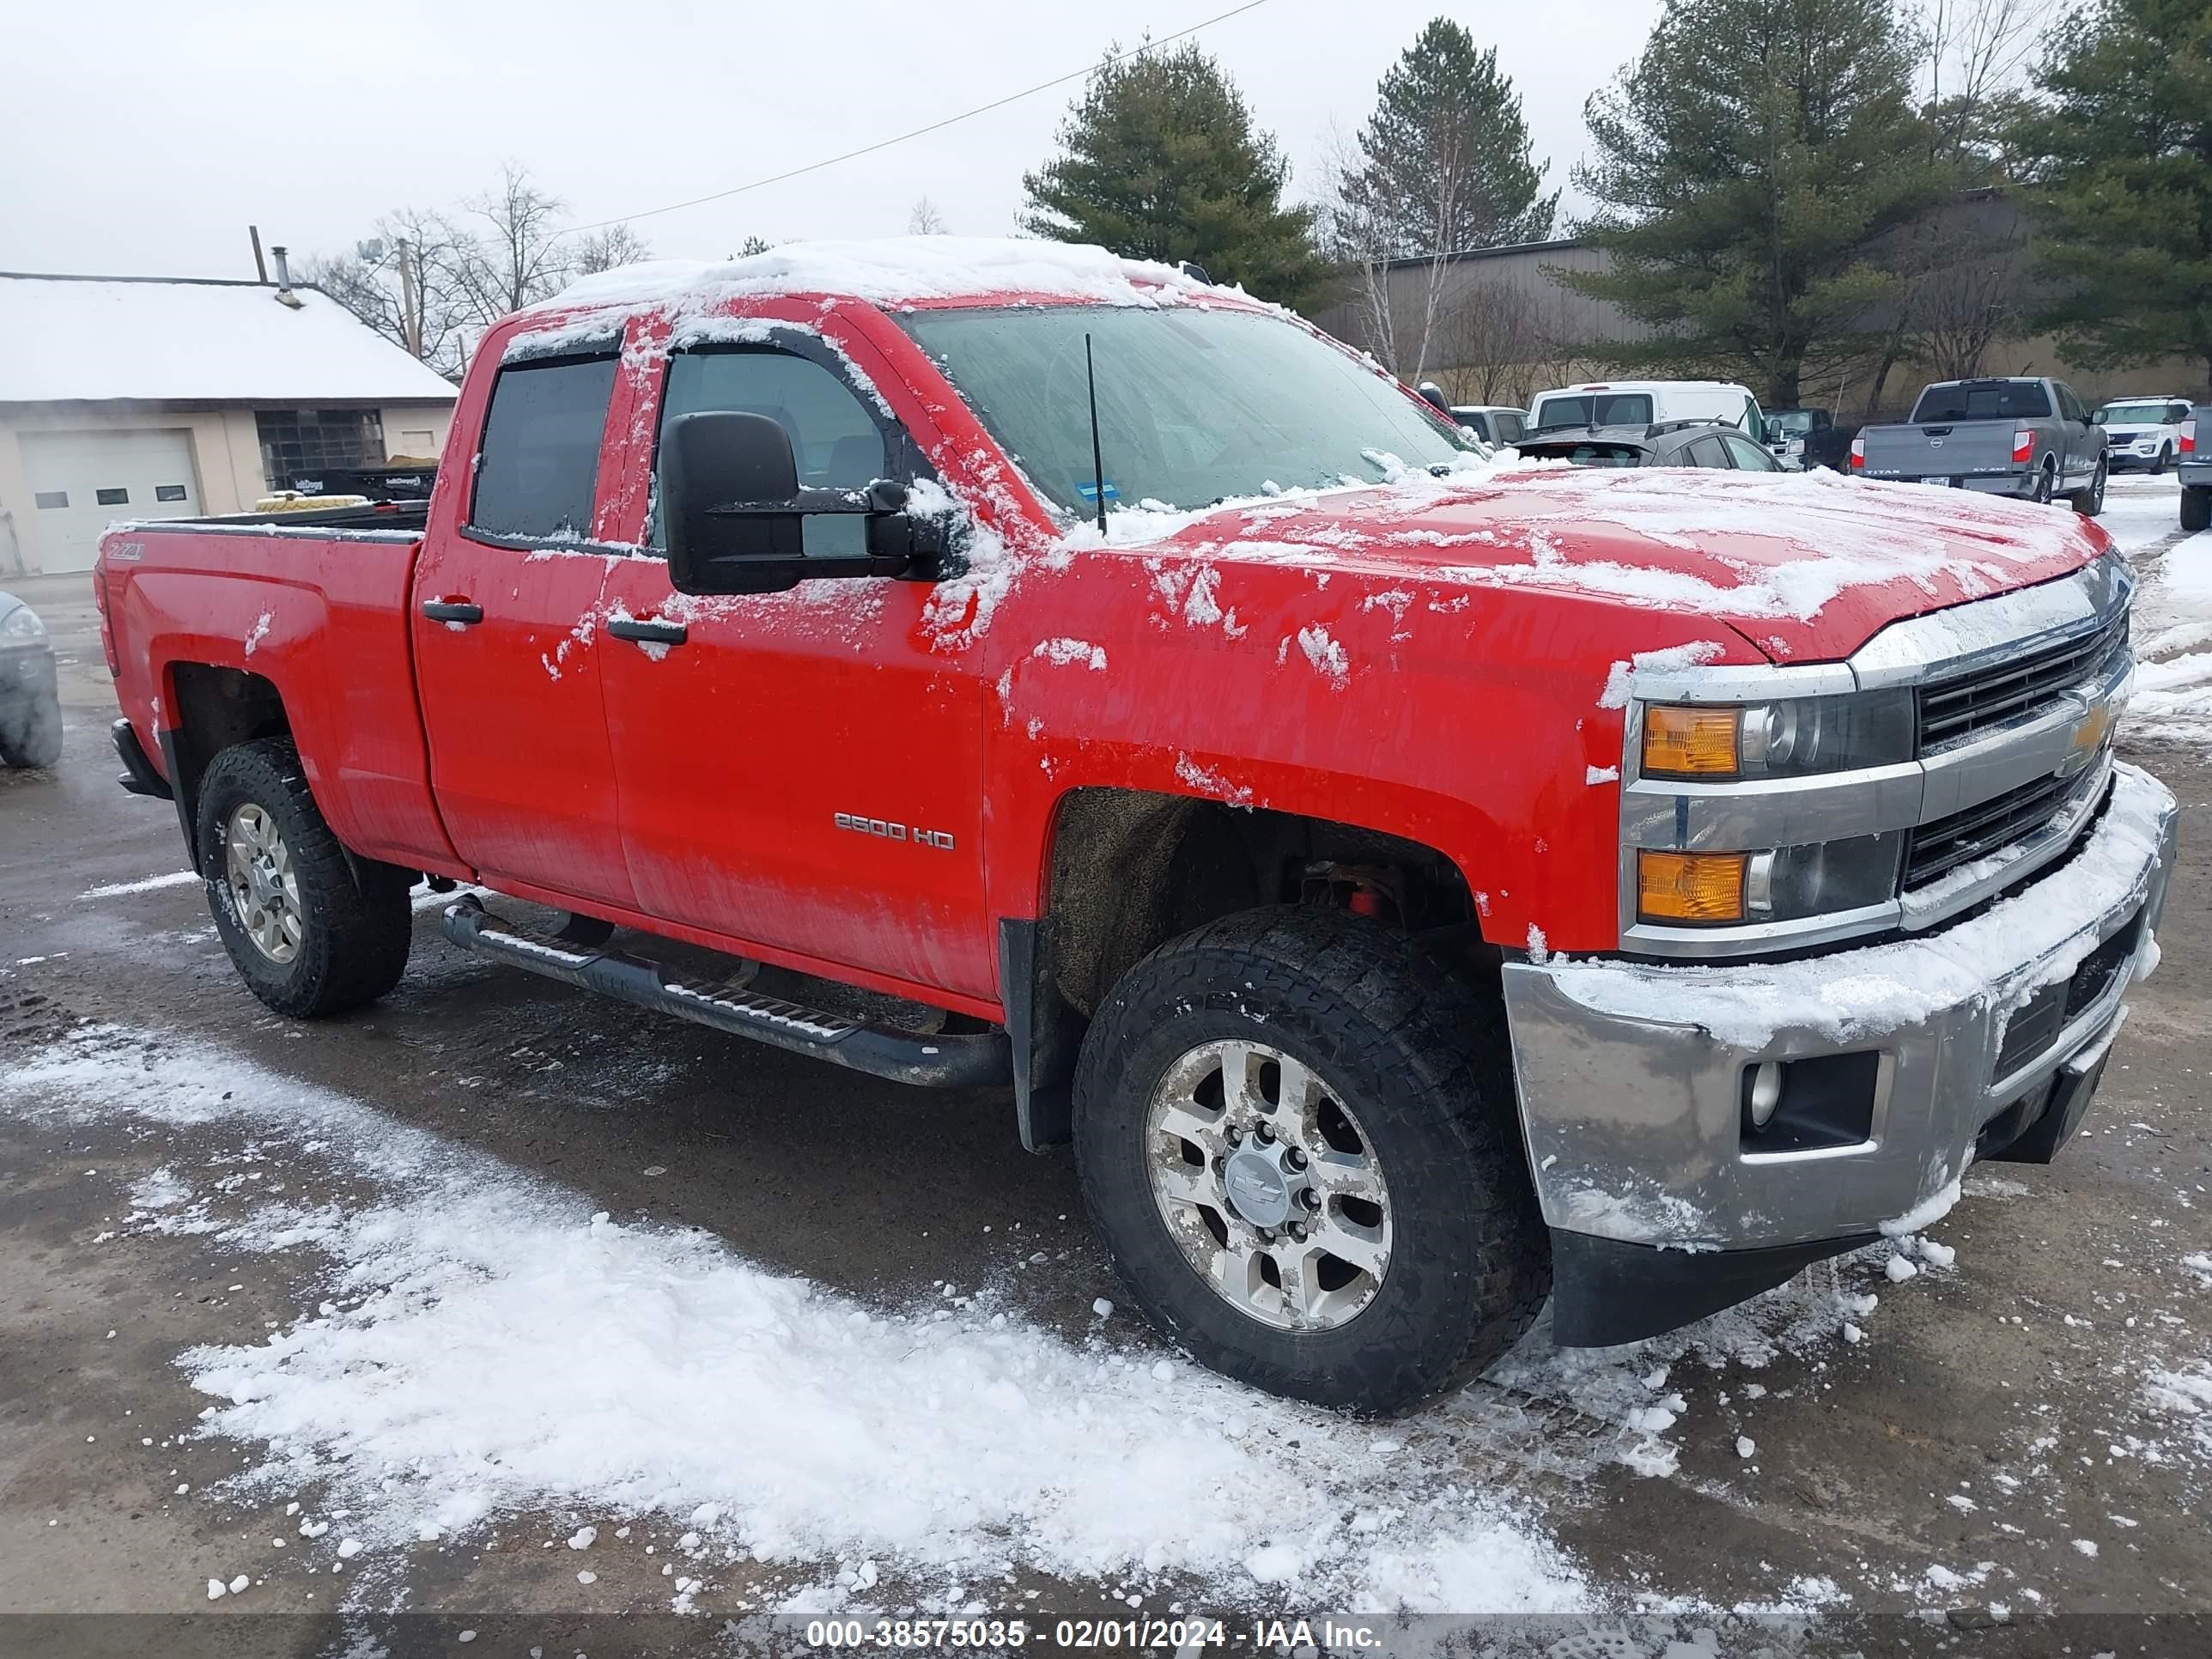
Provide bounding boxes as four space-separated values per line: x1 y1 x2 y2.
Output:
2055 383 2085 422
470 356 618 540
1685 434 1731 468
652 349 890 557
1720 432 1781 471
1496 412 1525 444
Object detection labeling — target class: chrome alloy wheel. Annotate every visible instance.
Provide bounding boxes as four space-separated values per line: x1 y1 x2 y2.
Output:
1144 1038 1393 1331
223 801 302 963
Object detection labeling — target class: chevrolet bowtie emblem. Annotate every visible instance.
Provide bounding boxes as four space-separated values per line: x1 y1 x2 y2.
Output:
2072 700 2113 755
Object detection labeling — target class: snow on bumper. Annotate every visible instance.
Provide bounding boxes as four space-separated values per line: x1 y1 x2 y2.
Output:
1503 762 2178 1250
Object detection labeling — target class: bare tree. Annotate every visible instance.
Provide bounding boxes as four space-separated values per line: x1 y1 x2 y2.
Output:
1435 278 1548 407
1922 0 2044 166
1316 125 1401 374
298 205 476 380
908 197 949 235
1906 219 2031 381
447 164 575 328
574 222 652 275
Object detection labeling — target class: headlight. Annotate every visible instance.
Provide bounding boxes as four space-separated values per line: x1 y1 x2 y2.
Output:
0 606 46 641
1638 834 1902 927
1639 690 1914 781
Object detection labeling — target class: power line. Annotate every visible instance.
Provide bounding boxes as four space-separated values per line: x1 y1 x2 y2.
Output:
558 0 1275 238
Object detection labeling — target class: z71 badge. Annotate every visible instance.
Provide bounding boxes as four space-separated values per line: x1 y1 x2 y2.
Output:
834 811 956 851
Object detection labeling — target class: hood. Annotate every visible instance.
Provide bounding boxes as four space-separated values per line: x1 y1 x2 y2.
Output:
1127 465 2106 663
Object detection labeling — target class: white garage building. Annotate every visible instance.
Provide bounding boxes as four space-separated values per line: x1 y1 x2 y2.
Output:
0 271 459 575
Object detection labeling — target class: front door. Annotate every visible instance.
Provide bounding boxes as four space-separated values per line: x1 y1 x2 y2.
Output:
597 331 993 1000
411 350 637 910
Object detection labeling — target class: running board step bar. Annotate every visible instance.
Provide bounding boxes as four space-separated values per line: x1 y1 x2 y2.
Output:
440 896 1011 1089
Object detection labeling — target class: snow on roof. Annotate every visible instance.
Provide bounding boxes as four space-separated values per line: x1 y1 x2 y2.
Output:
532 235 1215 317
0 274 459 405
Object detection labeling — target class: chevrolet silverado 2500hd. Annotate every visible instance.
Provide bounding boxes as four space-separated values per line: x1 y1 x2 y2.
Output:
95 239 2177 1414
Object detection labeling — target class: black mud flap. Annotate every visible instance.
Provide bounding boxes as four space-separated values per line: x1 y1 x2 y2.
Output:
1549 1229 1875 1347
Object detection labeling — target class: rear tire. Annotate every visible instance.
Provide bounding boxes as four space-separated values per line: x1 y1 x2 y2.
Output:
2071 457 2106 516
2033 461 2056 505
0 694 63 769
1072 905 1549 1415
2185 487 2211 534
195 737 413 1017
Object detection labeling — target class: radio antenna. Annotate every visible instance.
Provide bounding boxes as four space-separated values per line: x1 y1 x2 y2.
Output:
1085 333 1109 536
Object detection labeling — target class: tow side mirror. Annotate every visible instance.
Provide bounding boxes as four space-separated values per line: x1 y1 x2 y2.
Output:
664 410 950 596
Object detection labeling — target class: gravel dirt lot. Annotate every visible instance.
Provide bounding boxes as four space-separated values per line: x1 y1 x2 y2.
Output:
3 489 2209 1659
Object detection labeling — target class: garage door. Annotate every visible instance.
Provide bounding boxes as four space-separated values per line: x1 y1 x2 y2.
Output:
19 428 200 574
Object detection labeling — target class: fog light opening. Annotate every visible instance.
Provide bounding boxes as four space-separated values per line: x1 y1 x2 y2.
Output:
1747 1060 1783 1127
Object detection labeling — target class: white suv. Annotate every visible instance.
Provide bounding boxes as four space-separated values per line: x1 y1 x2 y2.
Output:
1528 380 1766 442
2092 397 2192 473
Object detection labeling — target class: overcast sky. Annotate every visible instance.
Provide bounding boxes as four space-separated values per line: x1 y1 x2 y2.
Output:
2 0 1665 282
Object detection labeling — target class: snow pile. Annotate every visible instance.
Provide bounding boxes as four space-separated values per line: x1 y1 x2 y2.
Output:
533 238 1212 319
2143 1362 2212 1459
1543 761 2172 1052
0 1025 1588 1614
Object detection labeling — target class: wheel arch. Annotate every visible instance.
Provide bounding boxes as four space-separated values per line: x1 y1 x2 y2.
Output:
1004 784 1495 1152
161 661 294 861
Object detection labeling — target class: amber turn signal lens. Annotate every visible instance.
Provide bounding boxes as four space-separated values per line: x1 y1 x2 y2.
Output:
1638 850 1749 924
1641 705 1741 777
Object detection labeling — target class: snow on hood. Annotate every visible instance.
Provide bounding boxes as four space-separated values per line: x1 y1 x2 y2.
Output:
1093 463 2108 664
533 236 1213 316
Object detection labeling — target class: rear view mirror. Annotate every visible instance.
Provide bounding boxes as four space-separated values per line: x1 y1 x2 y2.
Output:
663 411 950 596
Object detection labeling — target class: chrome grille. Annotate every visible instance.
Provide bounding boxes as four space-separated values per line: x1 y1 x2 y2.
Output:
1917 613 2129 752
1904 764 2106 889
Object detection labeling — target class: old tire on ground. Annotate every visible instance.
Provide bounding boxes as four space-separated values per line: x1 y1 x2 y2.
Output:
195 737 413 1018
1072 905 1549 1415
0 693 63 768
2071 456 2106 516
2185 487 2211 534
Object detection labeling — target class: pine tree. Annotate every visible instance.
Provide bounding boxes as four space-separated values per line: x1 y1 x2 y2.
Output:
1562 0 1953 407
1022 43 1330 312
2008 0 2212 387
1344 19 1559 257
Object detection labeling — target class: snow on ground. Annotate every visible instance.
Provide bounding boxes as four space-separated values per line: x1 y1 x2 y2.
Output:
0 1024 1591 1616
2100 476 2212 752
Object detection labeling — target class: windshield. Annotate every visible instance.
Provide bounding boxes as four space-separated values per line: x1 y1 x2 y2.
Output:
1531 392 1653 430
1770 410 1816 434
897 306 1472 515
2093 401 2179 424
1911 382 2051 422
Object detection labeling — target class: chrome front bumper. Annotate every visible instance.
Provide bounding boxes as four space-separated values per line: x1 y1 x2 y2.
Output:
1504 763 2177 1254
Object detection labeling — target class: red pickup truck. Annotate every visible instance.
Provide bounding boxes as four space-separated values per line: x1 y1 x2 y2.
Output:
96 240 2177 1413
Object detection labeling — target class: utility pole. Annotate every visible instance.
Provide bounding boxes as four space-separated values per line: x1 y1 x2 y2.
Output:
396 239 422 360
249 225 268 284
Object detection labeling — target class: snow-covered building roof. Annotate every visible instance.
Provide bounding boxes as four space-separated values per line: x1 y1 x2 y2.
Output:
0 272 459 404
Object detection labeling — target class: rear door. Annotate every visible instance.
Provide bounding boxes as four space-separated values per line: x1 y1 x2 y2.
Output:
596 324 994 999
410 349 637 909
2054 383 2097 483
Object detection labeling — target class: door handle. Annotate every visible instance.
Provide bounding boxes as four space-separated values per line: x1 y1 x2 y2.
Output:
607 617 689 647
422 599 484 625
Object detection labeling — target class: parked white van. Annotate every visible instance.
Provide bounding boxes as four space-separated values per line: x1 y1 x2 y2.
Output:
1528 380 1766 441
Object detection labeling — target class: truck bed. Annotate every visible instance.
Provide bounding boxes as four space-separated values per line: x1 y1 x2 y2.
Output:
145 499 432 536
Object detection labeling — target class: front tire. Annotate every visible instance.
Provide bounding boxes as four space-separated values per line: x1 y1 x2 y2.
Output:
2154 445 2172 476
195 737 413 1017
1072 906 1549 1414
2071 456 2106 516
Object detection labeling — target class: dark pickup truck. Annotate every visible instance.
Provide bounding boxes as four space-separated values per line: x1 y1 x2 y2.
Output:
1853 378 2106 515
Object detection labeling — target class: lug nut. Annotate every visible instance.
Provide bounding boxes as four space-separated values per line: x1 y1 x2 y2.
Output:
1254 1123 1275 1145
1300 1188 1322 1211
1285 1146 1307 1170
1287 1222 1306 1242
1256 1229 1275 1244
1224 1125 1243 1146
1212 1155 1226 1175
